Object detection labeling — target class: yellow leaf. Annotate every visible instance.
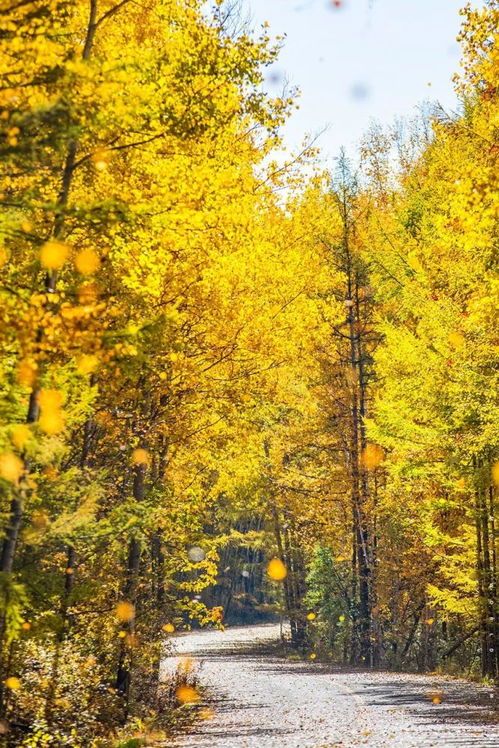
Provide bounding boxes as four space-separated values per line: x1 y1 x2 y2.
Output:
40 240 70 270
163 623 175 633
11 424 31 450
4 677 20 691
17 360 37 387
38 389 64 411
39 410 65 435
115 601 135 622
176 685 200 704
132 448 150 466
307 612 316 621
77 354 99 375
267 558 287 581
0 453 23 483
75 249 100 276
361 443 384 470
199 707 214 720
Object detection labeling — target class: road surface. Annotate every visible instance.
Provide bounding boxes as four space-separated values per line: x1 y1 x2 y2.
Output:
161 624 499 747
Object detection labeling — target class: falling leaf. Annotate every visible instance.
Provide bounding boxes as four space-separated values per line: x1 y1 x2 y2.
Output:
21 622 31 630
361 444 384 470
427 690 444 704
425 618 435 625
115 601 135 622
75 249 100 276
132 448 150 466
77 354 99 375
40 240 70 270
307 612 316 621
39 410 65 435
17 360 37 387
309 652 317 659
176 685 200 704
4 677 20 691
267 558 287 581
10 425 31 450
38 389 64 410
163 623 175 633
0 453 23 483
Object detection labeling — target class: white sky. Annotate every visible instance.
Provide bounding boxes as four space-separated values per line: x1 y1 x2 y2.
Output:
241 0 474 163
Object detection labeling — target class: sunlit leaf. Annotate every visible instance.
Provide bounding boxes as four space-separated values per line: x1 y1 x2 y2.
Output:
39 240 70 270
0 453 23 483
115 602 135 622
267 558 287 581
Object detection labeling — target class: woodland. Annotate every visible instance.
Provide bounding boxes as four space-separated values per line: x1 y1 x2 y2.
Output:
0 0 498 745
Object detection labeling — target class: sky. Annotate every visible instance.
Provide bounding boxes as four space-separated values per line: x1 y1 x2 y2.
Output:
240 0 472 164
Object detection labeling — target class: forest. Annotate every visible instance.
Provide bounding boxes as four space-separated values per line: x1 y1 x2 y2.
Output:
0 0 498 745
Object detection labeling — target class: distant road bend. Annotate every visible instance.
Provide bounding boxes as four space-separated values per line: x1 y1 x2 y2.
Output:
161 624 499 747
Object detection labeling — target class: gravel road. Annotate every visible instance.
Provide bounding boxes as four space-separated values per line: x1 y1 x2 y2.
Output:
161 624 499 747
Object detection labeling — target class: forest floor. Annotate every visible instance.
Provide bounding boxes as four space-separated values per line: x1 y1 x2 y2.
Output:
160 624 499 747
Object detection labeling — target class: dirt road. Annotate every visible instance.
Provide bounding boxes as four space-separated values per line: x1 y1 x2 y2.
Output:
161 624 499 747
